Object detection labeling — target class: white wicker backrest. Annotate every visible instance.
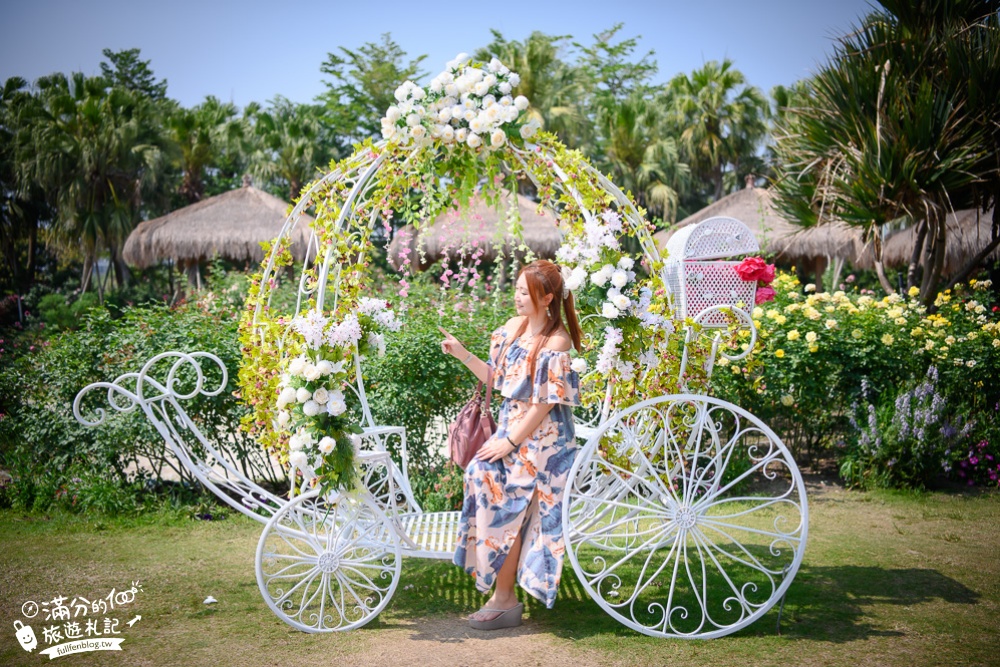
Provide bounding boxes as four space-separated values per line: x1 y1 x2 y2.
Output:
664 217 760 326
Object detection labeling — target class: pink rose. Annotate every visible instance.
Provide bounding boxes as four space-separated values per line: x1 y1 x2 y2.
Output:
755 286 776 305
735 256 775 285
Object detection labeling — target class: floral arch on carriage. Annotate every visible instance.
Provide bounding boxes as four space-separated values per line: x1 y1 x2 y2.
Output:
76 53 807 638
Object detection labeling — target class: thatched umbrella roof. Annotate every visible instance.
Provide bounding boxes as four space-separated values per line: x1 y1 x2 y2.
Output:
860 207 998 273
387 194 563 270
652 186 864 263
123 185 314 268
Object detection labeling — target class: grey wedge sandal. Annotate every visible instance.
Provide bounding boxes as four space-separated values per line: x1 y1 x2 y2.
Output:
468 602 523 630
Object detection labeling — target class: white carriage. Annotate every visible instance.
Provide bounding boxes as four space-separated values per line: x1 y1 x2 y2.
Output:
74 61 806 638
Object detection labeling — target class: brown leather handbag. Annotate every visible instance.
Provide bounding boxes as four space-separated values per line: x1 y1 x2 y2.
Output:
447 338 509 468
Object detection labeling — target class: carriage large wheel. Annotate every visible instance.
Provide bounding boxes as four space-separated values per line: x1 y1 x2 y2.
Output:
255 489 402 632
563 395 808 639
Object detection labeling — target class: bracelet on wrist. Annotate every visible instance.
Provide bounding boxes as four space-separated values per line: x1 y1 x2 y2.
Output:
506 435 517 448
462 351 474 364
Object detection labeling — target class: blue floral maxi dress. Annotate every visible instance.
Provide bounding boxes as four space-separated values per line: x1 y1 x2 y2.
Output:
453 326 582 608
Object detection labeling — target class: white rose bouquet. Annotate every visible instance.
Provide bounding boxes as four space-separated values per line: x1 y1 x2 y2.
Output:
277 298 402 493
380 54 540 150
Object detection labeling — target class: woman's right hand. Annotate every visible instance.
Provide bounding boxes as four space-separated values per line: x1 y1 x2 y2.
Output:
438 326 466 359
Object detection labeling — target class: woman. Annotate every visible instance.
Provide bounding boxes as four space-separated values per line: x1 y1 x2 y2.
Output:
439 259 583 630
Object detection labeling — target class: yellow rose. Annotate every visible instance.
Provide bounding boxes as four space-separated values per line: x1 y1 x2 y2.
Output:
825 319 838 330
993 339 1000 348
775 349 786 358
775 314 787 325
780 395 795 407
881 333 895 345
809 344 819 353
852 329 863 339
945 335 956 345
787 330 801 341
908 286 920 298
806 331 818 343
895 317 907 325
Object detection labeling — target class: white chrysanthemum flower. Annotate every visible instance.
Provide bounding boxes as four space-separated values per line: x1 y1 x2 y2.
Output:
617 256 634 271
303 363 322 381
295 387 311 403
611 270 629 288
288 357 306 376
499 81 512 94
302 400 320 417
508 73 521 86
571 358 588 373
602 302 620 319
276 411 290 427
315 360 334 376
611 293 630 310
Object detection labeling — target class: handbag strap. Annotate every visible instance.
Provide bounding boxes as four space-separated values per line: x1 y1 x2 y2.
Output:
478 331 512 409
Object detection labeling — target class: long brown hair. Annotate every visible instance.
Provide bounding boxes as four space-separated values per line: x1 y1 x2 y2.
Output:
514 260 583 379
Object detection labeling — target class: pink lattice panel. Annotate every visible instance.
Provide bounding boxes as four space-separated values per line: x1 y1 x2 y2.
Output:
678 261 757 326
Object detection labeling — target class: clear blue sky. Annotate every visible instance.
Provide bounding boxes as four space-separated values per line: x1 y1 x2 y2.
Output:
1 0 876 109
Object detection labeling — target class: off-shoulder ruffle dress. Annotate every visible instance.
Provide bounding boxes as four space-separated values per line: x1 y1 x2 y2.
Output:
452 326 581 608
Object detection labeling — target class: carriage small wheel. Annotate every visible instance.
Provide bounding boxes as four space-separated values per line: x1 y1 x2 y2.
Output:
563 394 808 639
255 489 403 632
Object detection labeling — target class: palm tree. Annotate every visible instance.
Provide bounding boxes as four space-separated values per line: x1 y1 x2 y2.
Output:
23 72 168 293
1 77 48 293
167 96 243 204
770 0 999 303
668 59 768 203
597 93 688 223
248 97 335 201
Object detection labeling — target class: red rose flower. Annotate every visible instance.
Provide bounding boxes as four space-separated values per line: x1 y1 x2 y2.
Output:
755 286 776 305
735 256 775 285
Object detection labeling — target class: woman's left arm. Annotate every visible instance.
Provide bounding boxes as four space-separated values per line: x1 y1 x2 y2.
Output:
476 402 556 462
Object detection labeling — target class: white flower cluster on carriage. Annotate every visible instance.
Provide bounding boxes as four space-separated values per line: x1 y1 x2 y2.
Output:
380 53 540 149
274 298 402 480
556 208 675 379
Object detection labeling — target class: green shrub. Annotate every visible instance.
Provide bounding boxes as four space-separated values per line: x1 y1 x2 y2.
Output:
711 273 1000 486
0 271 277 513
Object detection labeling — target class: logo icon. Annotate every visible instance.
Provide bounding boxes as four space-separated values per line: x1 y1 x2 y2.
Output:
14 620 37 652
21 601 39 618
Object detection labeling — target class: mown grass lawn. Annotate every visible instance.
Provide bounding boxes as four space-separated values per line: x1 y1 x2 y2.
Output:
1 483 997 667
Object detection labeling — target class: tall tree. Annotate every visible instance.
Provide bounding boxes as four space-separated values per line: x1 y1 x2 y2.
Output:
23 72 168 293
248 97 334 201
771 0 1000 303
319 34 426 147
597 92 687 224
167 96 243 204
100 48 168 100
668 59 768 203
1 77 49 294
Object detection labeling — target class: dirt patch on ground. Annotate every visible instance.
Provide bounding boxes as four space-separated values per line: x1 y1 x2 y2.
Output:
358 616 605 667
